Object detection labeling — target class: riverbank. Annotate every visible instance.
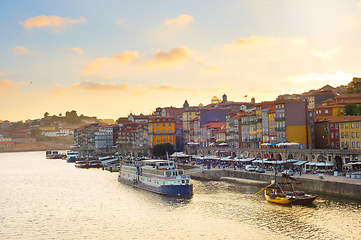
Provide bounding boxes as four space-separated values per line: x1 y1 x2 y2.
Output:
186 166 361 201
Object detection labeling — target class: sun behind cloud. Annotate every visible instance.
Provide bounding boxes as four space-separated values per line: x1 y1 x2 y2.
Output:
19 15 86 32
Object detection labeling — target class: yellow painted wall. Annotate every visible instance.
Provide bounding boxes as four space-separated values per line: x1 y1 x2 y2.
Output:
285 125 307 146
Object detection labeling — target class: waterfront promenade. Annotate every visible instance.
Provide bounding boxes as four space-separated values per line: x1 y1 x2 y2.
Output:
185 164 361 200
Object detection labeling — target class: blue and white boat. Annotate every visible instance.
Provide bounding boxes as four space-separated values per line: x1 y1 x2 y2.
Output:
66 151 79 163
118 159 193 197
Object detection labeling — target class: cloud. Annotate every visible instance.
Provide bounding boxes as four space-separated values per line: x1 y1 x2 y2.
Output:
19 15 85 32
282 70 361 85
53 82 131 94
52 81 221 97
80 51 139 76
71 47 84 55
223 35 279 50
0 71 16 76
80 46 193 76
0 80 28 94
308 47 341 59
144 46 193 68
116 19 124 25
10 46 32 56
165 14 194 26
111 51 139 64
79 57 113 76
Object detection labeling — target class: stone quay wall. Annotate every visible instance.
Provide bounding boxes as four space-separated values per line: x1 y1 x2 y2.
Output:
189 169 361 201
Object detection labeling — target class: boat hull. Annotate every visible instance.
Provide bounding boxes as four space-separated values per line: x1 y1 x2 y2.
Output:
119 176 193 197
291 194 318 205
264 190 292 205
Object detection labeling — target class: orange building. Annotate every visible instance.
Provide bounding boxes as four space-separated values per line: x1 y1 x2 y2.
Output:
148 117 176 148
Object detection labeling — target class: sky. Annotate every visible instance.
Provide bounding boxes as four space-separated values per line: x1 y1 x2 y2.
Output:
2 0 361 122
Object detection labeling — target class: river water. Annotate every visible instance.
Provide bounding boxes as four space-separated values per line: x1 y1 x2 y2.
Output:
1 151 360 240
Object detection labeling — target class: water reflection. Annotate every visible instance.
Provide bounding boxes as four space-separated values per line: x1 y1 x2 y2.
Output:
1 152 360 240
193 180 361 240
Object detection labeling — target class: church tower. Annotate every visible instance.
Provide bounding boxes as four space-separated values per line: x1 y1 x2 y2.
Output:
222 93 228 103
183 99 189 109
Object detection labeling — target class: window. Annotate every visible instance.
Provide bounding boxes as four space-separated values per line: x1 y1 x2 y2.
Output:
357 122 360 128
345 123 349 129
358 142 360 148
157 129 159 134
335 132 339 138
156 123 159 127
325 110 328 114
169 123 171 126
352 122 355 128
352 132 355 138
335 124 339 130
336 142 340 148
352 142 355 148
330 124 334 130
162 123 165 127
163 129 165 134
341 123 344 129
341 132 344 138
331 133 334 139
169 129 171 133
345 132 349 138
357 132 360 138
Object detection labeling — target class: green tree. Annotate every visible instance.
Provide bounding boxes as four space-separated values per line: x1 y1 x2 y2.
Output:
347 80 361 94
152 143 175 157
354 103 361 116
345 103 357 115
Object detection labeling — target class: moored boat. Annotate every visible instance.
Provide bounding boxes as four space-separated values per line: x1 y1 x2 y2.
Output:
66 151 79 163
118 159 193 197
264 182 293 205
286 190 318 205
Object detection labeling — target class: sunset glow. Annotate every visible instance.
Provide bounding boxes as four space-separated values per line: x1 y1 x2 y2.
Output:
2 1 361 121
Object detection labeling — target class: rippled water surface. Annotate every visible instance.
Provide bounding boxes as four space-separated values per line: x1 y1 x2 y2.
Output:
1 151 360 240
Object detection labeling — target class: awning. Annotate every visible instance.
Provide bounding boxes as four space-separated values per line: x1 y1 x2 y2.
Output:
101 158 119 164
306 162 334 167
293 160 308 166
170 152 190 158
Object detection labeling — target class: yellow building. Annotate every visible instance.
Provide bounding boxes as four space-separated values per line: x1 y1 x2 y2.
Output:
337 116 361 149
182 109 199 144
255 104 262 145
148 117 176 148
215 126 226 143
